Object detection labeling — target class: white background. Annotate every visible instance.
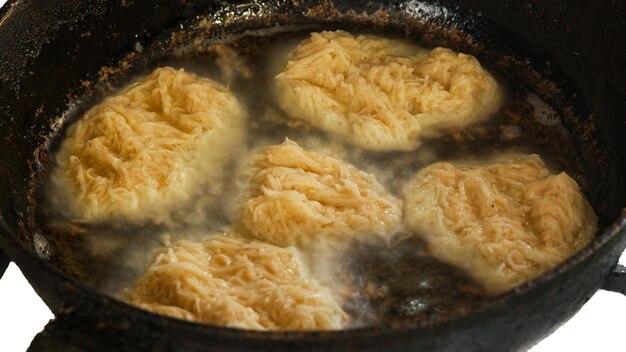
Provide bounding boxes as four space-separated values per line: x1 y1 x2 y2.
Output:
1 0 624 351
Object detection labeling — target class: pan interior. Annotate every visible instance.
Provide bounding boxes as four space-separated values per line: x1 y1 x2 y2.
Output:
25 4 615 330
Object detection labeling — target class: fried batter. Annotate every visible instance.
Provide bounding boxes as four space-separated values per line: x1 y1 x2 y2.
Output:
52 67 245 223
126 233 347 330
275 30 501 151
403 155 597 293
240 139 402 247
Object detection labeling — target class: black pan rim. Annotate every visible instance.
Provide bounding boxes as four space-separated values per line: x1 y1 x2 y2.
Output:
2 209 624 340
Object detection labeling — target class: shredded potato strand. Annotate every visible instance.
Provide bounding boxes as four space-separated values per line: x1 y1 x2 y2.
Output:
404 155 597 293
53 67 245 222
275 30 501 151
126 234 347 330
241 139 402 247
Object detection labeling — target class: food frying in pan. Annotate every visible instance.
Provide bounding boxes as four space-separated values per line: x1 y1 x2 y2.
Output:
43 28 599 331
51 67 246 224
274 30 501 151
403 155 597 294
240 139 402 248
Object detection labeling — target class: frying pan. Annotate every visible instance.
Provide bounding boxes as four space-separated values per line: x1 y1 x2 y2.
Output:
0 0 625 351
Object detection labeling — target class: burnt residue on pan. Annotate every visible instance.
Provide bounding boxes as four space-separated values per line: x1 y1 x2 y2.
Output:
343 235 488 328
